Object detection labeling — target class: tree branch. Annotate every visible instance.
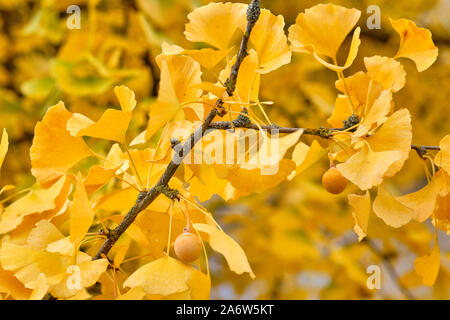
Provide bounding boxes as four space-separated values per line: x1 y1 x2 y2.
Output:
93 0 261 260
411 144 441 159
208 121 441 155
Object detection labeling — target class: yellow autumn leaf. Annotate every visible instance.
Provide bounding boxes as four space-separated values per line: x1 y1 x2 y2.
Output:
390 18 438 72
348 191 371 241
372 186 413 228
219 49 260 104
30 102 93 186
246 9 291 74
353 87 392 138
0 176 69 234
123 256 190 296
434 192 450 234
414 238 440 286
327 95 356 128
26 273 48 300
288 4 361 65
435 135 450 174
184 265 211 300
311 27 361 71
46 237 74 256
0 241 71 286
397 177 439 222
337 146 403 190
162 42 231 70
216 159 296 194
27 220 64 250
116 286 147 300
364 56 406 92
366 108 412 177
0 128 8 173
0 266 32 300
253 129 304 166
193 223 255 279
335 71 370 107
184 2 247 49
67 86 136 143
83 164 121 194
70 175 94 246
113 245 129 267
147 54 202 138
289 140 326 180
50 258 108 298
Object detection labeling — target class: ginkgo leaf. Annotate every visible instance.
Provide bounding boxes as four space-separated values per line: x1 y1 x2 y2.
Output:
366 109 412 154
117 287 147 300
0 241 72 287
27 220 64 250
397 177 439 222
390 18 438 72
366 108 412 177
46 237 74 256
337 146 403 190
162 42 231 70
289 140 326 180
193 223 255 279
373 186 413 228
348 191 371 241
288 4 361 60
123 256 190 296
0 128 8 173
95 187 139 213
50 259 108 298
184 265 211 300
30 102 93 186
327 95 356 128
353 88 392 138
253 129 304 167
70 175 94 246
26 273 48 300
113 245 129 268
188 163 231 202
219 49 260 104
83 165 120 194
114 85 137 112
364 56 406 92
0 176 69 234
335 71 370 107
147 54 202 138
130 130 147 147
311 27 361 71
184 2 247 49
216 159 296 194
435 193 450 234
245 9 291 74
0 266 32 300
67 86 136 143
435 135 450 174
414 238 440 286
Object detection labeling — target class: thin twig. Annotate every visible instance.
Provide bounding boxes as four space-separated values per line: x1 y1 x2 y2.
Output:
411 144 441 159
208 122 442 155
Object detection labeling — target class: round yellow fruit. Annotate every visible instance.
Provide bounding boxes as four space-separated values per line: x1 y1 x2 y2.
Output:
174 231 202 263
322 167 347 194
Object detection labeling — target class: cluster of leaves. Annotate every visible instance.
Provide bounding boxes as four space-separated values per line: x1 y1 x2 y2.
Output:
0 0 449 299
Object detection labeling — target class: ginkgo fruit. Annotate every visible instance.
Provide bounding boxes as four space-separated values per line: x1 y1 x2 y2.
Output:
322 167 347 194
174 231 202 263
